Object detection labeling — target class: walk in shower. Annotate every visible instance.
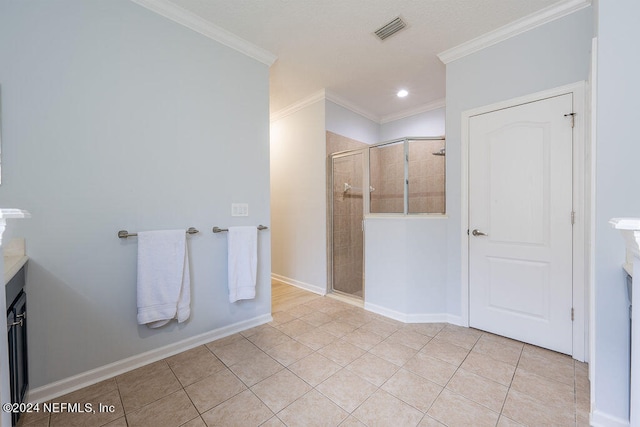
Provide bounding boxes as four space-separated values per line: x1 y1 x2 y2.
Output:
330 150 365 298
328 135 446 300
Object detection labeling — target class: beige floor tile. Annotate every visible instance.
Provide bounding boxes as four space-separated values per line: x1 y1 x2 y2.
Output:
299 311 335 326
208 336 263 366
126 389 198 427
421 337 470 366
265 338 314 366
271 311 297 326
428 389 499 427
101 417 129 427
381 368 443 412
434 327 481 350
518 345 575 386
317 339 366 366
289 352 342 386
295 328 338 350
316 369 378 412
459 351 516 386
502 389 575 426
49 389 124 427
261 416 286 427
241 323 273 338
181 417 207 427
446 368 508 412
166 345 226 386
277 390 348 427
497 415 525 427
16 409 50 427
369 340 417 366
338 416 367 427
118 366 182 413
52 378 118 404
204 333 244 352
345 352 399 387
404 352 457 386
342 328 385 350
286 304 317 318
247 326 292 351
201 389 273 427
317 320 359 338
276 319 316 338
471 335 523 366
229 351 284 387
417 415 446 426
352 390 424 427
184 368 247 413
251 369 313 413
510 368 574 408
359 319 400 338
404 323 446 338
115 361 170 395
384 329 432 351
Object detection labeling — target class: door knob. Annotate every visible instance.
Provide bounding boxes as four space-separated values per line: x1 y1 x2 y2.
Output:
472 229 488 236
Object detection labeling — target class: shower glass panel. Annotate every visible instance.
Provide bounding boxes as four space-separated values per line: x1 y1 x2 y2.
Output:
369 141 405 214
408 139 446 214
331 151 364 298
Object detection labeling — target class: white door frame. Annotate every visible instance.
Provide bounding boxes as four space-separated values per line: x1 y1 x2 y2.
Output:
460 81 588 361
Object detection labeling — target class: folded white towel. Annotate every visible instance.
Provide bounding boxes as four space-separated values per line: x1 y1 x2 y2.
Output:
227 226 258 303
137 230 191 328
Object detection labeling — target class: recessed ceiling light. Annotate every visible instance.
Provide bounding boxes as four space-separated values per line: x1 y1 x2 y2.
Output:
397 89 409 98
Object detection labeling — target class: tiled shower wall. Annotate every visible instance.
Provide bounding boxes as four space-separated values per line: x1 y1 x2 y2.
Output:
370 139 445 214
327 132 368 297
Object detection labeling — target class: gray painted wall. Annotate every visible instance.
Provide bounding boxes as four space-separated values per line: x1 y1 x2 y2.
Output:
380 108 446 141
593 0 640 422
326 101 379 145
0 0 271 388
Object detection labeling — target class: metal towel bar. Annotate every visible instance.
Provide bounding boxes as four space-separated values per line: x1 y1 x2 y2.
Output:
212 225 269 233
117 227 199 239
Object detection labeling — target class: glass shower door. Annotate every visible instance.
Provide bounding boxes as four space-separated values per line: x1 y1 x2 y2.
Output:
330 151 364 298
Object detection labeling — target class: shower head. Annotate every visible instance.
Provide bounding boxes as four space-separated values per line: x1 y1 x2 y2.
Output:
432 148 446 156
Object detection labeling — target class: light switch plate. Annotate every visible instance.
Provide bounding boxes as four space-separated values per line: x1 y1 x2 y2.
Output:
231 203 249 217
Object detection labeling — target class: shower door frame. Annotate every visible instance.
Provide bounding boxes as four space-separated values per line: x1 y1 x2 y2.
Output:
328 148 370 299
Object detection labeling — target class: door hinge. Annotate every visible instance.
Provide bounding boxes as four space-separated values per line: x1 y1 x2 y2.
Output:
564 112 576 128
571 211 575 225
571 308 575 321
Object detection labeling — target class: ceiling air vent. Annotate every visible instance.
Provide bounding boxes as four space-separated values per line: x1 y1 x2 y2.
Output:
374 17 407 41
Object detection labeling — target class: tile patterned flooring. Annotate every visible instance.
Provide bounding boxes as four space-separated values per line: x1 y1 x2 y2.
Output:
18 282 590 426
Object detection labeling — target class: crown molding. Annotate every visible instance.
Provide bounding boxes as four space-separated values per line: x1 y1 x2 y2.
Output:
324 91 381 123
380 98 446 124
271 90 445 125
130 0 277 66
437 0 591 64
269 90 327 122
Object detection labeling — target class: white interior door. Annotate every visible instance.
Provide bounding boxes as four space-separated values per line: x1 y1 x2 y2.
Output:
469 94 574 355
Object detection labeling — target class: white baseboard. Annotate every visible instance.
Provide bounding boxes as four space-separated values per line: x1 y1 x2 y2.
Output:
28 314 272 404
364 302 463 325
271 273 326 295
590 410 630 427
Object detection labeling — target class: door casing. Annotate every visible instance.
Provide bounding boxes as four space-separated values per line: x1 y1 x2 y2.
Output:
460 81 588 361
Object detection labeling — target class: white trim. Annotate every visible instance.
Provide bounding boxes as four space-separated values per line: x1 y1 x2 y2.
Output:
129 0 277 66
325 91 380 124
589 35 598 415
269 90 326 122
590 409 630 427
271 274 327 296
271 90 446 126
27 314 272 404
438 0 591 64
364 302 463 325
379 98 446 124
460 81 589 361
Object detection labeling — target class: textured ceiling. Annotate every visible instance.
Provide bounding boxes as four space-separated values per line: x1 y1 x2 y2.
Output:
170 0 568 120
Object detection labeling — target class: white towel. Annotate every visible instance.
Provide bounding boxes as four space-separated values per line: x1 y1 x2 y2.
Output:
227 226 258 303
137 230 191 328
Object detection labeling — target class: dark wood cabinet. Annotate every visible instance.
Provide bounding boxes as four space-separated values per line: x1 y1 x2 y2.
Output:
6 266 28 427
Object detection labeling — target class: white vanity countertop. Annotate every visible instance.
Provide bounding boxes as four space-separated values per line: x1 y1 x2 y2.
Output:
3 238 28 285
